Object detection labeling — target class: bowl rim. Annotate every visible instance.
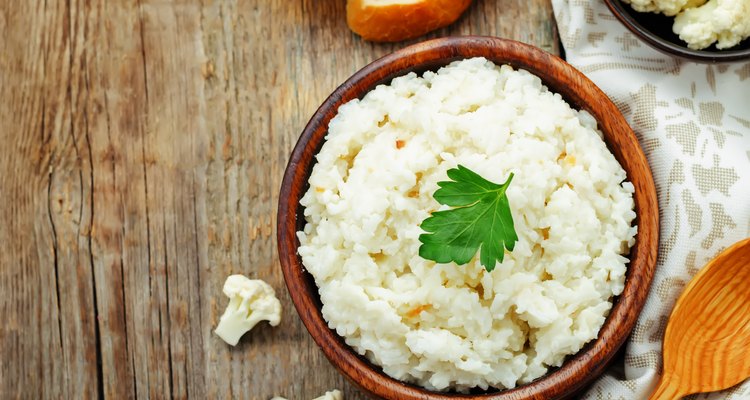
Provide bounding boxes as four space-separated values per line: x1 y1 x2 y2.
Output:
602 0 750 63
277 36 659 400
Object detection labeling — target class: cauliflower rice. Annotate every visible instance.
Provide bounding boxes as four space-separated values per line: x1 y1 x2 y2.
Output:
297 58 637 391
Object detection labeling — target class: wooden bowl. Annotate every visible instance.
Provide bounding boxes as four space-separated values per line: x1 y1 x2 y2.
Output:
277 36 659 400
603 0 750 63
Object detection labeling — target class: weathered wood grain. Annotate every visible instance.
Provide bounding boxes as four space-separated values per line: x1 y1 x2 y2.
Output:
0 1 558 399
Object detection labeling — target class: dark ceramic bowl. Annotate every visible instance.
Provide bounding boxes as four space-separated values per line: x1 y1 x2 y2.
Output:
603 0 750 62
277 36 659 400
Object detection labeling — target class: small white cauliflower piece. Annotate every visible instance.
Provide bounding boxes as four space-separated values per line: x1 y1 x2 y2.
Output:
673 0 750 49
313 390 343 400
270 389 342 400
214 275 282 345
622 0 706 16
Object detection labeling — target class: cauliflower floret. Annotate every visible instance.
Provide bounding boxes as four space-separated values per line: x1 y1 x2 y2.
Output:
313 390 343 400
214 275 282 346
270 389 343 400
673 0 750 49
622 0 707 16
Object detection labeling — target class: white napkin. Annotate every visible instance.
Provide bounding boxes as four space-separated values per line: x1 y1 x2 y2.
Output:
551 1 750 399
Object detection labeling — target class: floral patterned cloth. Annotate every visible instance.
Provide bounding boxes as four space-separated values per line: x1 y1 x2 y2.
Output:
551 1 750 399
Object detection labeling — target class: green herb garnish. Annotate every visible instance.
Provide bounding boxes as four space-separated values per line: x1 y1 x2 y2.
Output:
418 165 518 272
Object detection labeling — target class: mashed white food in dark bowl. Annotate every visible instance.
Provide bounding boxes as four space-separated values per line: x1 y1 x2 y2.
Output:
296 58 637 392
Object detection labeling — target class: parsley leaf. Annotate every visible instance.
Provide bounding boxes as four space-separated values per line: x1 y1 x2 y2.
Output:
418 165 518 272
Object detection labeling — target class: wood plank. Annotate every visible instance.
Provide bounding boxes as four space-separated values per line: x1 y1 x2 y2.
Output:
0 0 558 399
0 0 100 398
85 1 144 397
136 2 209 398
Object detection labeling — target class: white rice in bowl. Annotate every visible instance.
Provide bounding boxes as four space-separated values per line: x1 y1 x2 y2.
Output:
296 58 637 392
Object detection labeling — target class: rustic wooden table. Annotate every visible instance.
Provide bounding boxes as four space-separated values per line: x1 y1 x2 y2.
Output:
1 1 558 398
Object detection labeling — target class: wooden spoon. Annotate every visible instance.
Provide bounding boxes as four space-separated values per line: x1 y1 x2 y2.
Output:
650 238 750 399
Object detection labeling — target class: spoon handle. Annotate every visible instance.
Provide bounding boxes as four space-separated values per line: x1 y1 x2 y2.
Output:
649 374 685 400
